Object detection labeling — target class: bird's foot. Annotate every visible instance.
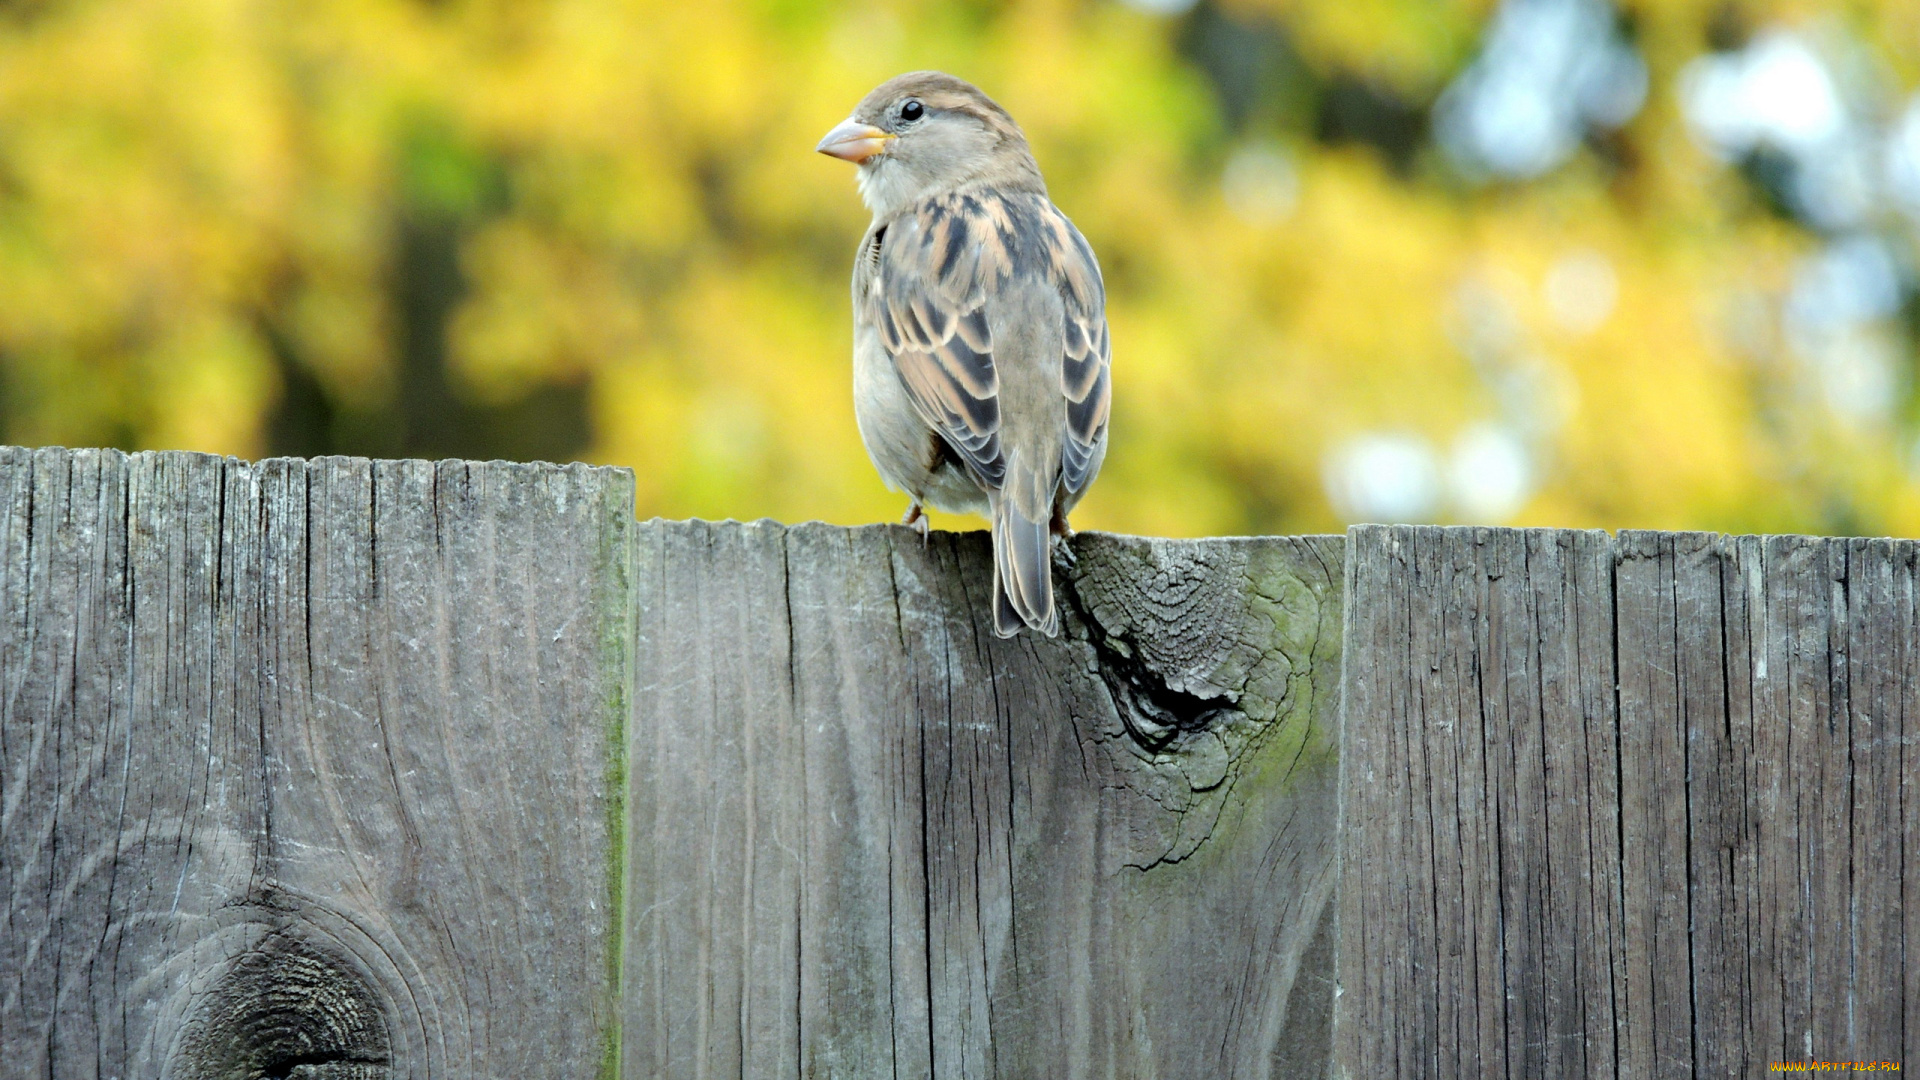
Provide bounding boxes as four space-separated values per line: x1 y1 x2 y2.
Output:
901 501 931 544
1050 507 1078 566
1049 506 1074 539
1054 540 1079 569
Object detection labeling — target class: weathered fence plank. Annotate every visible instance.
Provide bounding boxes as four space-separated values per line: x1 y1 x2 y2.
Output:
1337 525 1918 1077
630 521 1346 1079
0 448 629 1079
8 447 1916 1079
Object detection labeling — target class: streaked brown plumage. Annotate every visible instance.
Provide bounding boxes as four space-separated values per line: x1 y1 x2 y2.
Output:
818 72 1112 637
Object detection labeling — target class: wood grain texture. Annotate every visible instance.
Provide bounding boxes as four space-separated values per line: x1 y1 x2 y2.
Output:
1337 525 1917 1078
11 445 1914 1080
0 447 629 1080
628 521 1346 1079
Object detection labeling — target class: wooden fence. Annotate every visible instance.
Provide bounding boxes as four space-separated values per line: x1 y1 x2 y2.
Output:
0 446 1911 1079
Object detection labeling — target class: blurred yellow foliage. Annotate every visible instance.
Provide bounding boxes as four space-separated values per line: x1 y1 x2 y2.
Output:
0 0 1916 536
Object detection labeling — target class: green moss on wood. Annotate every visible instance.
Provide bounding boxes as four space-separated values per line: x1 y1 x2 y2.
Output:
1062 534 1345 871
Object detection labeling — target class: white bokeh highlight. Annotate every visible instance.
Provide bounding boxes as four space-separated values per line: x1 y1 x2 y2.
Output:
1544 249 1618 333
1222 142 1299 226
1324 434 1443 523
1435 0 1647 178
1680 32 1844 156
1783 236 1908 424
1449 424 1534 521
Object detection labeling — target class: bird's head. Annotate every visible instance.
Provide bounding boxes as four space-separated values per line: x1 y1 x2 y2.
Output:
817 71 1044 220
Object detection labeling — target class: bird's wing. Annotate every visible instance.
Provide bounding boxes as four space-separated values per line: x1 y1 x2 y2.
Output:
865 189 1110 497
1044 203 1111 497
866 191 1008 490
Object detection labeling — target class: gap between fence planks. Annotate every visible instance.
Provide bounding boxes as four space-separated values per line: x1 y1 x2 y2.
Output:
2 448 1914 1079
1 448 1344 1079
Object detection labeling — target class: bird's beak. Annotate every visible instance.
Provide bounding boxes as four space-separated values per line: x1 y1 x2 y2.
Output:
816 118 892 163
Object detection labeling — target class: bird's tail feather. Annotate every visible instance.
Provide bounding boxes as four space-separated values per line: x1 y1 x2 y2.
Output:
990 494 1057 638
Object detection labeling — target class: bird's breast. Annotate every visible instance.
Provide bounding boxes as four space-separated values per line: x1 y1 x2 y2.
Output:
851 327 990 517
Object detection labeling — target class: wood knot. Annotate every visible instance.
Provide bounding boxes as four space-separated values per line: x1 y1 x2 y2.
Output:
1060 536 1255 750
1057 533 1340 868
168 931 391 1080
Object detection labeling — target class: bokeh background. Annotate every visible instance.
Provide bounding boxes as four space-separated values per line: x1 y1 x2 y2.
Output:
2 0 1918 536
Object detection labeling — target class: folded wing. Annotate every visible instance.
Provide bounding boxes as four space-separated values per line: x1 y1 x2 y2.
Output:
863 189 1111 635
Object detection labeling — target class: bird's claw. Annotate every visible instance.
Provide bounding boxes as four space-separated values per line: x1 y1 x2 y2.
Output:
1050 509 1078 566
1053 535 1079 568
902 501 931 545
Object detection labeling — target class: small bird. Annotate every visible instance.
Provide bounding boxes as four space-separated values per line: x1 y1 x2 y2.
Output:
817 72 1112 638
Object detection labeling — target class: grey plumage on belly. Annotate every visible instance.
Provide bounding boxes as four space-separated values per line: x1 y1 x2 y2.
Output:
919 439 992 516
851 321 991 517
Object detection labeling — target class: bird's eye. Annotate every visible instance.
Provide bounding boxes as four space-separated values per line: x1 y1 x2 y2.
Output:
900 99 924 123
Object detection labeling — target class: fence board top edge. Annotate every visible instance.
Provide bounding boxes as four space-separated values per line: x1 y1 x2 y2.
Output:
1346 522 1920 545
18 448 1908 547
0 443 635 481
639 516 1345 544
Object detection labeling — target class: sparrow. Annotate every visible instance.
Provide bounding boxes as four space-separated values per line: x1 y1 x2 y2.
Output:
817 71 1112 638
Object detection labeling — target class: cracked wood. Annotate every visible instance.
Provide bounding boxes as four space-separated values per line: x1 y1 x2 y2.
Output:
0 447 628 1079
1336 525 1919 1078
15 447 1912 1080
629 522 1345 1079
